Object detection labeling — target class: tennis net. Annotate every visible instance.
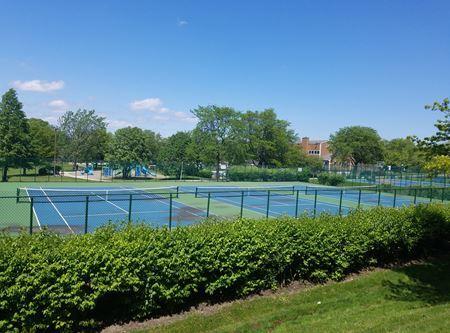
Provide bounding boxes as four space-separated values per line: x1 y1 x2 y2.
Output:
304 185 378 196
17 186 179 203
195 185 295 198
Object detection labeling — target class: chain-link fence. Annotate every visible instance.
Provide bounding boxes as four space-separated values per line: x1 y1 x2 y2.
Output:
1 185 448 235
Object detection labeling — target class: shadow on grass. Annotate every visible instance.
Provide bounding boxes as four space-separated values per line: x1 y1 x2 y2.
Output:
383 256 450 304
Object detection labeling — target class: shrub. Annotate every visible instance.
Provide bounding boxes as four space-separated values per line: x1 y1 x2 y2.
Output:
0 204 449 331
317 172 346 186
227 166 310 182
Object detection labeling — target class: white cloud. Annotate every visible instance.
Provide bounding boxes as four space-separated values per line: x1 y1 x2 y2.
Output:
108 119 134 130
12 80 65 92
178 19 188 27
48 99 68 109
130 98 163 111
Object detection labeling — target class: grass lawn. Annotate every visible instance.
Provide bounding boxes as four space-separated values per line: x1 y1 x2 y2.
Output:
131 256 450 333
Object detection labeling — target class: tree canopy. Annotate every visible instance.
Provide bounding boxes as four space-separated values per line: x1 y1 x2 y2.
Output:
58 109 108 165
107 127 161 178
0 89 32 181
383 138 425 167
413 98 449 156
28 118 56 160
329 126 384 165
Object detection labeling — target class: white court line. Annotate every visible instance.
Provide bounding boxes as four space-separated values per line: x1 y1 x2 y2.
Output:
120 186 206 219
64 209 169 219
94 194 128 214
25 187 41 230
40 187 74 234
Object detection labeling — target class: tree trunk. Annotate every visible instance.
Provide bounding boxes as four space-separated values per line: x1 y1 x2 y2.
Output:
22 168 27 176
2 166 8 182
216 153 221 182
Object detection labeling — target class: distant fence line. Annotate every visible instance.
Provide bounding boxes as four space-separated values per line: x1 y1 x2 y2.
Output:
1 159 448 187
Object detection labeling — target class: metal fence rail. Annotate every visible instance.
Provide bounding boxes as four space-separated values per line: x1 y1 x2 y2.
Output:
0 186 448 235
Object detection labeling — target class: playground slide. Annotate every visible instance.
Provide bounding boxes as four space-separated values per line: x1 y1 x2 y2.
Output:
142 166 157 177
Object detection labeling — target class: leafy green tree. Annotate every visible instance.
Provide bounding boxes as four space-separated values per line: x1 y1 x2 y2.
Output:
242 109 297 167
413 98 449 156
28 118 57 160
158 131 195 177
107 127 160 178
191 105 245 179
58 109 108 166
423 155 450 175
383 138 425 167
329 126 384 165
0 89 32 181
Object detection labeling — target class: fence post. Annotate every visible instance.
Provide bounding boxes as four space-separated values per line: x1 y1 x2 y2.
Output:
128 194 133 222
357 189 362 208
266 190 271 219
430 188 433 203
393 189 397 207
414 188 417 205
34 166 37 182
84 196 89 234
206 192 211 217
313 190 318 218
442 188 445 203
240 191 244 218
29 197 34 234
169 193 173 230
377 189 381 206
295 190 299 218
338 190 343 216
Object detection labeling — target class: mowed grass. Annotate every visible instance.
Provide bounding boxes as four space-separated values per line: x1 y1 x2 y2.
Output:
135 256 450 333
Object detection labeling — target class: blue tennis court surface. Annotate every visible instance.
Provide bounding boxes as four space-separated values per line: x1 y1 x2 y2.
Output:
20 184 442 234
26 186 206 233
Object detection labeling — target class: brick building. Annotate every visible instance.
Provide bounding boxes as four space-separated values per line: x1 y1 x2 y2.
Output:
299 137 332 168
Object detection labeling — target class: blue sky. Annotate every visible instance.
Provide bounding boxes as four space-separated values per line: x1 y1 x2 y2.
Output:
0 0 449 139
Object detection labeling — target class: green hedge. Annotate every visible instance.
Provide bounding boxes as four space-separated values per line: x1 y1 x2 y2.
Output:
227 166 310 182
318 172 346 186
0 205 449 331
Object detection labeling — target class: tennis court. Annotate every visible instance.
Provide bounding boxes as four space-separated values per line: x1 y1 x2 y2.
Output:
7 184 446 234
19 186 206 233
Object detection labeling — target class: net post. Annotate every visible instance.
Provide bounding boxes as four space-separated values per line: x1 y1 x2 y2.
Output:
16 188 20 204
169 193 173 230
84 196 89 234
338 190 343 216
377 189 381 206
240 191 244 218
128 194 133 222
266 190 271 219
414 188 417 205
29 197 34 235
295 190 299 218
357 189 362 208
176 186 180 198
313 190 318 218
195 187 199 198
393 189 397 207
206 192 211 218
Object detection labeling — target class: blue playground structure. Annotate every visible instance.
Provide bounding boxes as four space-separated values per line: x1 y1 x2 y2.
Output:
102 164 157 178
81 165 94 176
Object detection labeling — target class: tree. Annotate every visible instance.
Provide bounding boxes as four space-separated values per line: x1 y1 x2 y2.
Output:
423 155 450 175
383 138 425 167
58 109 108 167
413 98 449 156
0 89 32 181
241 109 298 167
158 131 194 177
28 118 56 160
191 105 244 179
107 127 160 178
329 126 384 165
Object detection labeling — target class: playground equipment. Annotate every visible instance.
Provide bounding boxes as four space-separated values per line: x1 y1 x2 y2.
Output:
81 164 94 176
